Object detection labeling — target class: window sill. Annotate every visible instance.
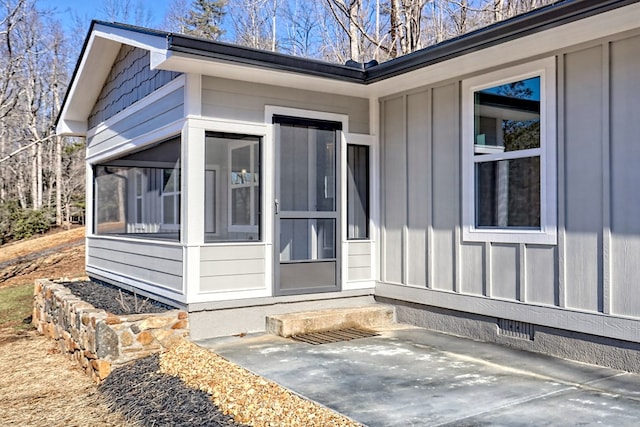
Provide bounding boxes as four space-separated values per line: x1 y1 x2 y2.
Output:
462 227 557 245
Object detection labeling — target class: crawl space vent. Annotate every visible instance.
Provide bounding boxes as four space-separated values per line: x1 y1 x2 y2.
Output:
498 319 534 340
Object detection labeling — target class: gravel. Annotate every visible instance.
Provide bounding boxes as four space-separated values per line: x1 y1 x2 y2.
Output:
62 282 362 426
63 280 173 315
100 354 245 427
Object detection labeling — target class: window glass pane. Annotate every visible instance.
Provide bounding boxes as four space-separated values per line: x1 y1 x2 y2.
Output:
135 199 142 224
163 169 176 192
231 187 251 225
231 145 251 185
347 144 369 239
163 194 175 224
280 219 335 262
204 133 261 242
135 173 142 196
93 137 180 241
475 156 540 228
474 76 540 155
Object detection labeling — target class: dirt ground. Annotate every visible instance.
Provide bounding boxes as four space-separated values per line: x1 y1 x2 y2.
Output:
0 227 133 426
0 330 135 426
0 226 86 288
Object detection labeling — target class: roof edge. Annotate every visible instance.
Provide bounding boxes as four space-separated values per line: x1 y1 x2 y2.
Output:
366 0 638 82
167 34 366 83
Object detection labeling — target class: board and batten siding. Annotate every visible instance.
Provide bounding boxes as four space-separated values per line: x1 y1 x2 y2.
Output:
87 237 183 292
87 87 184 159
200 245 265 293
88 45 181 129
379 31 640 325
201 77 369 134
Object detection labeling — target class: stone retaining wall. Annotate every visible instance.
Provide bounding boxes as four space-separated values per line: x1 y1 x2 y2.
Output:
32 279 189 382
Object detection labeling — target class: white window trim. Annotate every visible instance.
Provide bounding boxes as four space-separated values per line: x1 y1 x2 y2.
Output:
462 57 557 245
228 140 260 233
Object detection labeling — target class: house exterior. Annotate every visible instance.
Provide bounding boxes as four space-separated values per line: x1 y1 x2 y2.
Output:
57 0 640 371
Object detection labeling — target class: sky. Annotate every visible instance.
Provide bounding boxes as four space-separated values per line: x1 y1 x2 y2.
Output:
38 0 174 33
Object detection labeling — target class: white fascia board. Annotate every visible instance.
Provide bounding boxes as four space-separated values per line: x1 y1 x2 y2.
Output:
58 24 170 133
369 2 640 98
58 34 120 128
155 52 371 99
56 119 87 136
91 23 168 52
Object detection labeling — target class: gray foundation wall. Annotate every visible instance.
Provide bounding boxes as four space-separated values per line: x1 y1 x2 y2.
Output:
189 294 376 340
379 296 640 374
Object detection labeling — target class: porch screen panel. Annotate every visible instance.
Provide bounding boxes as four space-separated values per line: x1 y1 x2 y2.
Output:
204 132 262 243
93 136 181 241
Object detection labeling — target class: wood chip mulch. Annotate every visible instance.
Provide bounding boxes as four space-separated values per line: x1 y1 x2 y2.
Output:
159 339 363 427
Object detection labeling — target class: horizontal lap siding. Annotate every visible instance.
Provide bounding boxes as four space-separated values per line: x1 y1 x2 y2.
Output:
87 88 184 158
201 77 369 134
379 30 640 328
200 245 265 292
87 238 183 291
348 241 372 281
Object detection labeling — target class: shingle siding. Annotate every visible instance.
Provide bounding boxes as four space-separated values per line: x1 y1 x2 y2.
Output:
88 45 181 129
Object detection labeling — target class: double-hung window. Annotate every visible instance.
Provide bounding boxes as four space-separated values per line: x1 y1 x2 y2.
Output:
462 58 556 244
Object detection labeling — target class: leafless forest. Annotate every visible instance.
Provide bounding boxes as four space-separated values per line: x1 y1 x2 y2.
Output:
0 0 555 242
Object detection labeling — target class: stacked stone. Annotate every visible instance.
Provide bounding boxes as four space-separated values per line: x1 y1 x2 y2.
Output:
32 279 189 383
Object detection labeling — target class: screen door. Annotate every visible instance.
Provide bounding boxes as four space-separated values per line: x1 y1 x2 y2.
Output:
274 116 341 295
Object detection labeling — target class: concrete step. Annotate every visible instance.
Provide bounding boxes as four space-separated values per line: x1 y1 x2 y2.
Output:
266 305 395 337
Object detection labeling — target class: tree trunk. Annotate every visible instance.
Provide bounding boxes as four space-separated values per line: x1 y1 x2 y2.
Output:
348 0 360 61
31 145 37 209
56 136 62 225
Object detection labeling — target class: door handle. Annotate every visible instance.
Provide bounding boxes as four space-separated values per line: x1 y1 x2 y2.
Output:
274 199 280 215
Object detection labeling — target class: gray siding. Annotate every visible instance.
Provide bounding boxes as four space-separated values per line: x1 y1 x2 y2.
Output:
87 87 184 158
381 96 405 284
89 45 181 129
379 31 640 333
200 245 265 292
610 34 640 317
201 77 369 134
87 237 183 291
348 241 372 281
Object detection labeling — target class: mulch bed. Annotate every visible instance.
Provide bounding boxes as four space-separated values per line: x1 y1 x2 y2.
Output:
100 354 246 427
59 281 248 426
63 280 173 315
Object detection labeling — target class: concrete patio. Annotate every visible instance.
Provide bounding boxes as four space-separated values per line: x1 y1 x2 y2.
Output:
197 325 640 426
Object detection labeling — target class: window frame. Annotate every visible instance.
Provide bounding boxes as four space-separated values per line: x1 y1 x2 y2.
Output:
134 170 144 226
161 168 180 231
462 57 557 244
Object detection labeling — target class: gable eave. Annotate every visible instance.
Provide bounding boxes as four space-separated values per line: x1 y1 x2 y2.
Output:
56 21 170 136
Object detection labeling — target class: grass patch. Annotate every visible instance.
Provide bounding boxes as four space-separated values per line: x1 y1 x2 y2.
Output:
0 283 34 330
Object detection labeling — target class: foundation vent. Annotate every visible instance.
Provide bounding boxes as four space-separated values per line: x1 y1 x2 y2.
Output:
498 319 534 340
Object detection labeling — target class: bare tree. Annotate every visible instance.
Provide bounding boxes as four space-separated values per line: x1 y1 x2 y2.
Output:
101 0 153 26
227 0 278 51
